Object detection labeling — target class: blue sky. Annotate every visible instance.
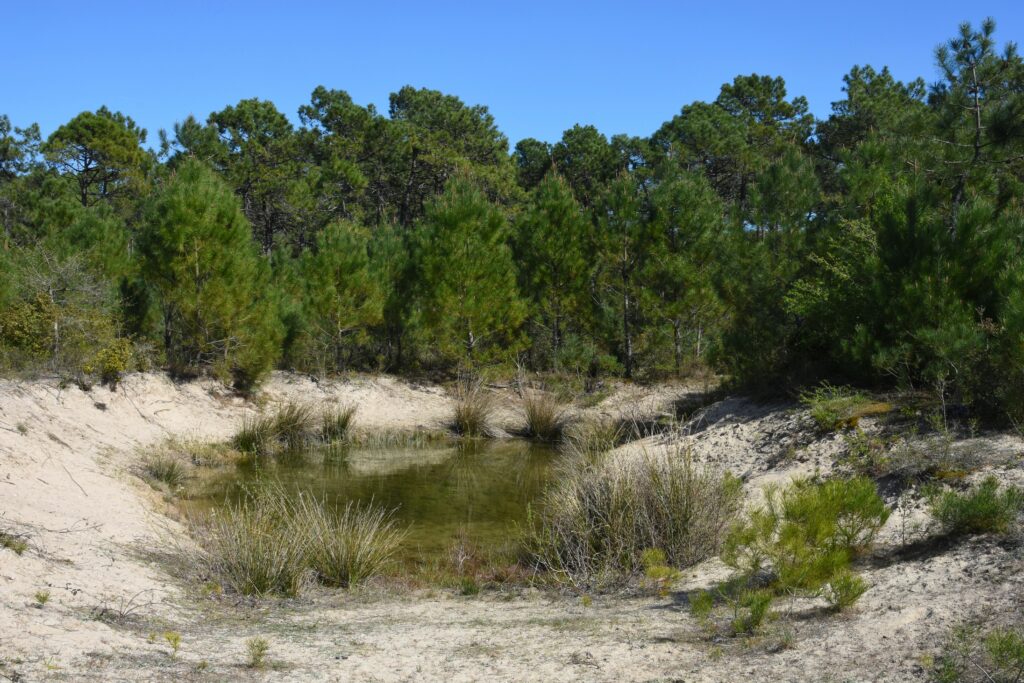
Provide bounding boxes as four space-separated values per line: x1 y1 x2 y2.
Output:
5 1 1024 148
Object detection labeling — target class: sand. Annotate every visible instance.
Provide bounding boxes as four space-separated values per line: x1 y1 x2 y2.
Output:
0 372 1021 682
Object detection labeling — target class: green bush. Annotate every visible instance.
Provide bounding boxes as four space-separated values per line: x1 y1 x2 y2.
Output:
528 449 743 587
722 476 888 607
928 476 1023 536
521 390 569 442
800 384 891 432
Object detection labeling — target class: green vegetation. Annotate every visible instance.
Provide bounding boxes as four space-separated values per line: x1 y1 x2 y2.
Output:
33 590 49 606
231 402 356 456
934 624 1024 682
801 384 890 432
189 484 403 596
246 637 270 669
528 449 742 587
142 452 189 490
1 20 1021 422
291 495 406 587
690 477 890 634
927 476 1024 536
1 530 28 555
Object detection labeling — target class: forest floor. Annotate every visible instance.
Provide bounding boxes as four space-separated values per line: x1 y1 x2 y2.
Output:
0 372 1021 682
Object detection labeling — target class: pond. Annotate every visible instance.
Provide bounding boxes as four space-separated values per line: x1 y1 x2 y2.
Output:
186 440 561 567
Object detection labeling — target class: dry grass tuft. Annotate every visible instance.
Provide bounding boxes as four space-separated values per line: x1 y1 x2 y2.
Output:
527 447 742 587
451 383 496 438
521 391 570 442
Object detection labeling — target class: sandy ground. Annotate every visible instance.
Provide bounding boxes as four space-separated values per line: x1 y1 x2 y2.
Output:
0 372 1021 682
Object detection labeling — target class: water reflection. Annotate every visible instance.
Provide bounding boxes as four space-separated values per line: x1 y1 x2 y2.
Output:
188 440 559 562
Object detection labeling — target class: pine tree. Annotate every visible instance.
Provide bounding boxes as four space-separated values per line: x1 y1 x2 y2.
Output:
410 178 525 367
138 158 281 388
298 220 383 372
514 173 589 370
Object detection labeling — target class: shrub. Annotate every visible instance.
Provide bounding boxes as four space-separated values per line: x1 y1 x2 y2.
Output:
451 383 496 437
801 384 889 432
319 404 356 442
823 569 868 611
730 588 774 635
290 494 405 587
722 476 888 611
528 449 743 587
928 476 1024 536
521 391 569 442
246 637 270 669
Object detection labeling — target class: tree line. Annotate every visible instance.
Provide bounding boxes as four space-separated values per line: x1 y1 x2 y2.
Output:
1 19 1023 418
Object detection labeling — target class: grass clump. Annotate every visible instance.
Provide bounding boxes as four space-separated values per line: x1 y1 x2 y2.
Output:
232 402 357 456
34 590 50 606
319 404 356 442
934 624 1024 682
1 531 29 555
521 390 569 442
451 383 496 438
269 402 317 451
232 414 278 455
927 476 1024 537
528 448 742 587
190 483 403 596
801 383 890 432
191 486 307 596
142 453 189 490
291 494 405 587
561 418 623 462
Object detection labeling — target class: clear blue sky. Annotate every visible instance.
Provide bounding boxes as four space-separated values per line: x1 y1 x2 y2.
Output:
6 1 1024 148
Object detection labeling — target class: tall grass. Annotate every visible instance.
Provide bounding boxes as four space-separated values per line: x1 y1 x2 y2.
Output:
292 495 406 587
451 383 495 437
521 391 569 442
190 483 404 596
142 453 189 490
527 448 743 587
561 418 624 462
319 404 357 442
232 402 357 456
191 486 307 596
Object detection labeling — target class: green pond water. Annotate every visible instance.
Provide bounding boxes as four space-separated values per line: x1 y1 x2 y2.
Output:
188 440 560 566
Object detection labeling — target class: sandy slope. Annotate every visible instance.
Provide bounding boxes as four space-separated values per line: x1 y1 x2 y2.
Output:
0 373 1021 682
